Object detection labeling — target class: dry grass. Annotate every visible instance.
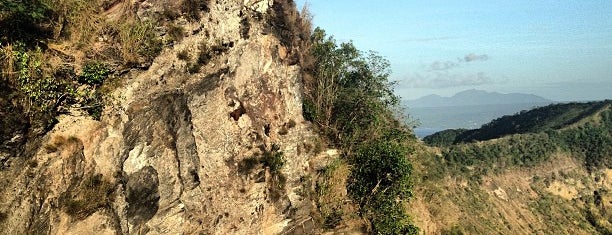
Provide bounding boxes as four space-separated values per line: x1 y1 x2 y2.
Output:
315 159 361 229
63 173 116 219
41 0 105 48
43 135 82 154
0 44 15 82
265 0 313 70
117 18 161 64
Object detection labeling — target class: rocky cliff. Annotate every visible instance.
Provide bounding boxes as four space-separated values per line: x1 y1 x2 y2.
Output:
0 0 324 234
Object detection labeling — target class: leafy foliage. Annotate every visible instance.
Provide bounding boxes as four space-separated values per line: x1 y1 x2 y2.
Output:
349 141 413 202
304 27 418 233
0 0 49 22
11 43 67 113
79 61 109 86
305 28 402 146
261 144 286 174
1 41 112 128
349 140 418 234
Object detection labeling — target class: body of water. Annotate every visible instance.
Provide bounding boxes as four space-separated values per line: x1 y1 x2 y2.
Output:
408 102 552 138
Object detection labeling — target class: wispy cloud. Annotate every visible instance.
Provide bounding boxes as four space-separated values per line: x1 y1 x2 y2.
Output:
426 53 490 71
429 61 459 71
463 53 489 62
405 72 493 88
404 53 494 88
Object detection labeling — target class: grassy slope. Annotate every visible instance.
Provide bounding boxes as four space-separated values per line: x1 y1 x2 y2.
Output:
410 101 612 234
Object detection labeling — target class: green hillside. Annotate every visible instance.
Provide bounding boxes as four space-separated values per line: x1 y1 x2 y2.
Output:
425 100 611 145
412 100 612 234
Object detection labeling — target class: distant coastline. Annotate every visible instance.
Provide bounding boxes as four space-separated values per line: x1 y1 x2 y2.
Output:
409 102 553 138
414 128 444 138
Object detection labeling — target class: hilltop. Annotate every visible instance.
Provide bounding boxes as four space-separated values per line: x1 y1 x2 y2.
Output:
424 100 611 145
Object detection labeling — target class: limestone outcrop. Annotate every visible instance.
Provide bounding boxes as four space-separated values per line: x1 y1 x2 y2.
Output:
0 0 321 234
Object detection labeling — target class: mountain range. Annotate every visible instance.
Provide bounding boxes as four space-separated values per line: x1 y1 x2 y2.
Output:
405 89 552 108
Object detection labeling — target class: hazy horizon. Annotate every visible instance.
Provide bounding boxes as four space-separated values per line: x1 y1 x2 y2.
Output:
296 1 612 102
404 88 611 103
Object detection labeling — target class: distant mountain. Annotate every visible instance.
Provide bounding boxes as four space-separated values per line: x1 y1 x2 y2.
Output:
405 89 552 108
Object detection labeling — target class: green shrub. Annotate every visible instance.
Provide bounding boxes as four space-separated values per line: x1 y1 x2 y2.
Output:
348 140 417 234
304 28 419 233
81 90 104 120
238 144 285 176
261 144 285 174
0 0 51 43
12 43 69 113
79 61 109 86
302 98 317 122
423 128 468 147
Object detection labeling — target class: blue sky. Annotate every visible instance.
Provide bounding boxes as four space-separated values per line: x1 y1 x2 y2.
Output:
295 0 612 101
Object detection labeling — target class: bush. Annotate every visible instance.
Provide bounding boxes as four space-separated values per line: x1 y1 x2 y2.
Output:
177 49 190 61
302 98 317 122
79 61 109 86
11 43 69 114
167 23 185 43
261 144 285 174
348 140 417 234
423 128 468 147
303 27 419 233
238 144 286 200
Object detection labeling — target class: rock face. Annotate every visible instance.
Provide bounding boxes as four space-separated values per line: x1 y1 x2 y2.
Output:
0 0 320 234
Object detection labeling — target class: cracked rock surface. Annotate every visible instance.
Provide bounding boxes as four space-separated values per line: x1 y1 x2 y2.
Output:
0 0 320 234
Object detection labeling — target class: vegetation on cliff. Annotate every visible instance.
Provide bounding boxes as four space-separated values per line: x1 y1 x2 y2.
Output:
302 27 419 234
0 0 167 160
